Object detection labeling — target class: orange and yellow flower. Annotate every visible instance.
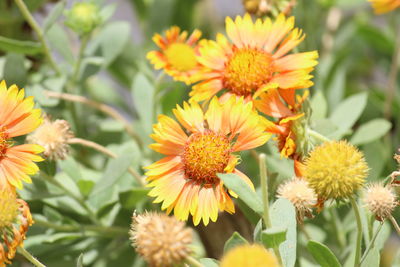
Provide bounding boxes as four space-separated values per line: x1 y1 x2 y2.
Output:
147 26 203 84
0 81 44 189
191 13 318 103
145 97 271 225
0 184 33 267
369 0 400 14
255 88 308 175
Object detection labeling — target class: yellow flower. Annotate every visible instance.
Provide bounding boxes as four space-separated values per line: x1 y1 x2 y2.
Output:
220 244 280 267
0 184 33 267
368 0 400 14
129 212 193 267
147 26 203 84
191 13 318 103
145 97 271 225
27 116 74 161
304 141 369 200
0 81 44 189
363 183 398 221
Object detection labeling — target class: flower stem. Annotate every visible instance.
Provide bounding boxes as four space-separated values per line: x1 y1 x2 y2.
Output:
259 153 283 265
185 256 204 267
360 222 384 265
307 128 331 143
34 218 127 237
389 215 400 236
43 90 143 148
350 197 363 267
13 0 61 75
71 34 90 85
68 137 145 186
18 247 46 267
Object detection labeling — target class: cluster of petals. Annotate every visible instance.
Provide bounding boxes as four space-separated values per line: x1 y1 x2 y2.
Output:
145 96 270 225
368 0 400 14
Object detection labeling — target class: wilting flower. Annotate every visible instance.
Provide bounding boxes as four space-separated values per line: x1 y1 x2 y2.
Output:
191 13 318 103
145 97 270 225
27 116 74 161
0 81 44 189
277 177 317 223
129 212 193 267
147 26 203 84
368 0 400 14
304 141 369 203
363 183 398 221
220 244 280 267
242 0 297 16
0 185 33 266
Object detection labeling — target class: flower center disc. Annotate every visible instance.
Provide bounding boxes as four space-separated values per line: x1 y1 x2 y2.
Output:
0 131 9 157
182 131 231 184
0 188 18 228
165 43 197 72
223 48 273 96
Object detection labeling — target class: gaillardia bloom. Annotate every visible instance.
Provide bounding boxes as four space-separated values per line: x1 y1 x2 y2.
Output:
368 0 400 14
0 185 33 266
304 141 369 202
27 116 74 161
0 81 44 189
147 26 203 84
145 97 270 225
130 212 193 267
191 13 318 102
220 244 279 267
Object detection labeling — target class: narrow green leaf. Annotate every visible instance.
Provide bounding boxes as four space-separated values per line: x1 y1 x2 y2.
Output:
77 253 84 267
329 92 368 138
223 232 248 253
199 258 219 267
270 199 297 267
350 119 392 145
307 240 342 267
131 73 154 134
261 226 287 248
119 188 150 209
47 24 74 64
218 173 263 215
310 90 328 120
43 0 66 32
0 36 42 55
3 53 27 86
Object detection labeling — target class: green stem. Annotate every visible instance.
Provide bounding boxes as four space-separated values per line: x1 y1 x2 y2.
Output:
71 34 90 85
360 222 384 264
34 218 127 237
259 153 283 265
389 215 400 236
307 128 331 143
41 172 100 225
185 256 204 267
350 197 363 267
18 247 46 267
14 0 61 75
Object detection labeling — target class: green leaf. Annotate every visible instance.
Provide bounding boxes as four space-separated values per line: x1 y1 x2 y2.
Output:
131 73 154 134
350 119 392 145
270 199 297 267
77 254 84 267
47 24 74 64
119 188 150 209
199 258 219 267
43 0 66 33
261 226 287 248
310 90 328 120
329 92 368 138
0 36 42 55
3 53 27 86
307 240 342 267
90 144 138 196
223 232 248 253
218 173 263 215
